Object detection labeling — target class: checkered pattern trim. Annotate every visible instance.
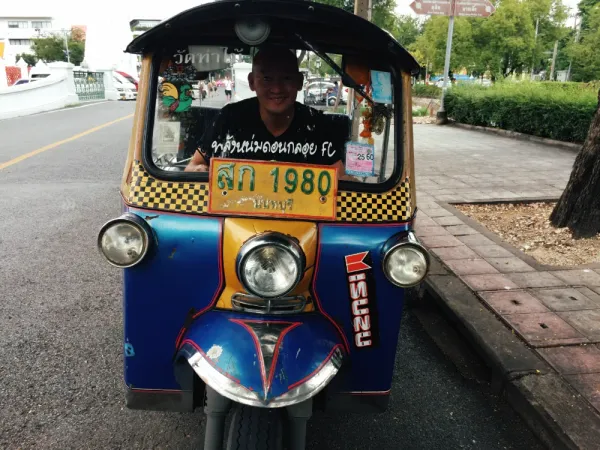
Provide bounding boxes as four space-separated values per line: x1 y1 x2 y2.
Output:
335 180 411 222
128 163 209 213
127 163 410 222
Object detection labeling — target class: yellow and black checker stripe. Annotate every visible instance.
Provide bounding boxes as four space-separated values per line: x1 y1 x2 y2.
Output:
128 163 209 213
335 180 411 222
127 162 411 222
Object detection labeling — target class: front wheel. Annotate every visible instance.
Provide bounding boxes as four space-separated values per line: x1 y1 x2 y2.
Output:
226 405 284 450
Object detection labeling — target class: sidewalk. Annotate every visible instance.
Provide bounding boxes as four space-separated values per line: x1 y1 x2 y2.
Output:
413 124 600 449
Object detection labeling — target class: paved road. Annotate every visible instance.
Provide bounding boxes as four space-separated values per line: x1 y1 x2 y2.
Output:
0 102 543 449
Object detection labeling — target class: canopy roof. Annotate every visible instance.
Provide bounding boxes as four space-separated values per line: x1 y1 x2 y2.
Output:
125 0 419 73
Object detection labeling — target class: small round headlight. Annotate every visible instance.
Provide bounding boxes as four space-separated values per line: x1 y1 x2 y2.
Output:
383 243 429 287
98 214 150 268
237 233 305 298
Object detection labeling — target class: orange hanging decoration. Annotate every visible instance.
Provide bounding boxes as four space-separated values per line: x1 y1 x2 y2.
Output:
360 108 372 138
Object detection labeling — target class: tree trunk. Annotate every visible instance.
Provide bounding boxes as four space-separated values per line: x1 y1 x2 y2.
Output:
550 89 600 238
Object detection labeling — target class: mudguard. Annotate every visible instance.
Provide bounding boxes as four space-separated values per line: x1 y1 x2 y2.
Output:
176 310 344 407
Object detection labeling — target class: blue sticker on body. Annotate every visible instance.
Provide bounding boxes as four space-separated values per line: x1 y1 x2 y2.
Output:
124 343 135 357
345 141 376 177
371 70 393 104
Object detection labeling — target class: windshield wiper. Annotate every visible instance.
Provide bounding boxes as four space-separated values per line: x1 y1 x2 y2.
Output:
295 32 383 113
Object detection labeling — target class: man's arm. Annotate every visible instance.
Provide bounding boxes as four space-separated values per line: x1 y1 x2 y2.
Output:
184 149 209 172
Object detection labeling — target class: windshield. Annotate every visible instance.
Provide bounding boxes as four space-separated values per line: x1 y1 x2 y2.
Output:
148 45 399 187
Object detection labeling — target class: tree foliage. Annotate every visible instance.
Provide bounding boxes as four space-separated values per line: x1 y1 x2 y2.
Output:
16 53 38 66
31 32 85 66
565 2 600 81
412 0 569 78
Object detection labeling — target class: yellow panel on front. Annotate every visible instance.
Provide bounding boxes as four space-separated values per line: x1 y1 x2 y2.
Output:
208 158 338 221
217 218 317 311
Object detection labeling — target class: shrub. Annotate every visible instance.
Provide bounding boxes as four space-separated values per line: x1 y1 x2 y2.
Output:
412 84 441 98
445 82 598 143
412 106 429 117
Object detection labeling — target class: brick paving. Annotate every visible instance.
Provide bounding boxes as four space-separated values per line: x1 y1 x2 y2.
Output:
413 124 600 415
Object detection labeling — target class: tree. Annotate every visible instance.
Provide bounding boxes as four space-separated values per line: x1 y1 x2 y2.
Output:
394 15 422 47
565 2 600 81
16 53 37 66
69 41 85 66
550 89 600 238
316 0 399 30
413 16 475 73
578 0 600 30
70 26 86 42
31 32 85 66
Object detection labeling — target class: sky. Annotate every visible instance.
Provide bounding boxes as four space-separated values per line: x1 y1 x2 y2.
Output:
3 0 581 28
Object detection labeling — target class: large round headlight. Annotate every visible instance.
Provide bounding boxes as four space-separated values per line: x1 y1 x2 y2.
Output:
98 214 151 268
237 233 305 298
383 240 429 287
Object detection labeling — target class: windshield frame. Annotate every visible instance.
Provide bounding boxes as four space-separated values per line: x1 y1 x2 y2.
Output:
141 50 405 194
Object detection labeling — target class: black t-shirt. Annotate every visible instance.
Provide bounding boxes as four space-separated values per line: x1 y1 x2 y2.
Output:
200 98 347 165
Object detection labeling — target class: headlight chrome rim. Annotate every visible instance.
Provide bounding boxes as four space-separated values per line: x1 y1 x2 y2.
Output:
236 232 306 299
97 213 151 268
382 239 430 288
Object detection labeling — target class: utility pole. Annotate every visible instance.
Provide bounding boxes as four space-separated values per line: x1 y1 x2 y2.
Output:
530 18 539 81
349 0 372 137
567 13 580 81
436 0 456 124
549 39 558 81
61 29 71 63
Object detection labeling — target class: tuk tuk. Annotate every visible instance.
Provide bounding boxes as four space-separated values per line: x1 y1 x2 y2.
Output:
98 1 430 448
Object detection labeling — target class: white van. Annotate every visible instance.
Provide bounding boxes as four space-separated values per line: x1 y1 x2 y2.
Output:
113 72 138 100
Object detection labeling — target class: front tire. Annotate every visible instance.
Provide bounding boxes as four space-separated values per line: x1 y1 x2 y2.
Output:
226 405 283 450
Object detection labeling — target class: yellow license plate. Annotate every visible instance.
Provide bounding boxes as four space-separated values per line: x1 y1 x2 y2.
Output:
208 158 338 220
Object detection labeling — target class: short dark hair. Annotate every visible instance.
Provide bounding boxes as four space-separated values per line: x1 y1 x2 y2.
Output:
252 47 299 72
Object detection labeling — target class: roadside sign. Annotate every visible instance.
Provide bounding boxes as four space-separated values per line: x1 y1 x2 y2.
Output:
455 0 495 17
409 0 495 17
409 0 452 16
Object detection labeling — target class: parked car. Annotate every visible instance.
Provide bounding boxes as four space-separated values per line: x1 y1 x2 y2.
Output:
304 81 348 105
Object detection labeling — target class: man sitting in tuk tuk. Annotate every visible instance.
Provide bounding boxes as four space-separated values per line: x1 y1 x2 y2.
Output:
185 47 348 174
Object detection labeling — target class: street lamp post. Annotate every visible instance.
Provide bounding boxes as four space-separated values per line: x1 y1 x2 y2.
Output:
60 29 70 64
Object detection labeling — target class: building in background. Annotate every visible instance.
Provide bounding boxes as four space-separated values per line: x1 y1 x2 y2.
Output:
0 16 63 62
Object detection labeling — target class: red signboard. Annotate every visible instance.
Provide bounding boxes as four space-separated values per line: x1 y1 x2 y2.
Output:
409 0 452 16
410 0 495 17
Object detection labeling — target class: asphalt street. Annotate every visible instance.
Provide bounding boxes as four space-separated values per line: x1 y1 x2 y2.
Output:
0 100 543 449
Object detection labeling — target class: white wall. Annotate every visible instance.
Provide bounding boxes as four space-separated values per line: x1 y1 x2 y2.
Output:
0 72 76 120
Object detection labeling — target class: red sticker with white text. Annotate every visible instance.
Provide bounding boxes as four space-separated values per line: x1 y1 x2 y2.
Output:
345 251 379 349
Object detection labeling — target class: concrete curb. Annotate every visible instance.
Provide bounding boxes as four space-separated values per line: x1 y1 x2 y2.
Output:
447 122 583 152
423 259 600 450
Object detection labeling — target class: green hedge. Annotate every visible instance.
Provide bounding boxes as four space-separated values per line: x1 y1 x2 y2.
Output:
445 82 598 143
412 84 441 98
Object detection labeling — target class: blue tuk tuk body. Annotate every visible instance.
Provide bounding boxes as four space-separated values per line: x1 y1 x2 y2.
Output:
122 210 412 411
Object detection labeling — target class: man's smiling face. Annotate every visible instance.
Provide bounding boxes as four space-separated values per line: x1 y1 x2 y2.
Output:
248 49 303 116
